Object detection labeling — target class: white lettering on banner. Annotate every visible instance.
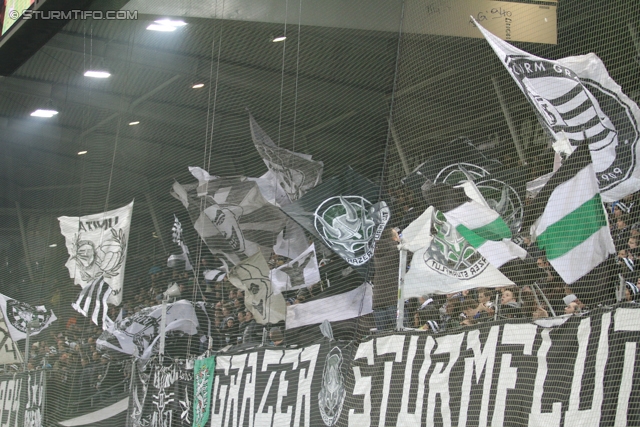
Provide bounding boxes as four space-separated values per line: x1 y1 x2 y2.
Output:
613 309 640 427
566 313 611 427
240 353 258 427
460 326 499 427
24 373 43 427
0 377 21 427
255 350 282 427
427 333 464 427
493 324 536 426
211 356 231 425
294 345 319 427
376 335 405 427
348 340 374 427
398 336 436 426
398 336 419 426
275 349 301 426
224 354 247 427
528 329 561 427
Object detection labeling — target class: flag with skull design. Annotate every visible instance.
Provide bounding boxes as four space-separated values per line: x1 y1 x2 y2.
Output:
58 201 133 308
282 167 390 268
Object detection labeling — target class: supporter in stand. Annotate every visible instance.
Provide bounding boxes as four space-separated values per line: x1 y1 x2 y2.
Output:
242 311 261 344
498 288 522 319
269 327 286 346
520 287 549 319
460 298 491 325
613 214 631 251
475 288 496 316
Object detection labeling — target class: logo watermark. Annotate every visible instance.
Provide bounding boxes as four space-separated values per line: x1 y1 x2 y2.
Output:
9 10 138 21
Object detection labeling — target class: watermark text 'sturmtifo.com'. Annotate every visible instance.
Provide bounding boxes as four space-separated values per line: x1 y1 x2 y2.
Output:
8 10 138 21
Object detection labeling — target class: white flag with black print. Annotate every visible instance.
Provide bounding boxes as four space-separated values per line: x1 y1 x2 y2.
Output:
475 19 640 202
58 201 134 306
0 293 56 342
270 243 321 295
72 277 113 328
249 113 324 202
228 252 286 324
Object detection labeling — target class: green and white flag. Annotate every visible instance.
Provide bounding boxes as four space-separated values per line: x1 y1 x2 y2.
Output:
444 182 527 268
193 356 216 427
530 143 615 284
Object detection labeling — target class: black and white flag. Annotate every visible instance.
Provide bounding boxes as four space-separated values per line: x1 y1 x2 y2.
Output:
172 169 287 266
475 19 640 202
71 277 112 328
228 252 286 325
58 201 133 307
0 293 56 342
282 167 390 268
97 300 198 360
270 243 321 295
249 113 324 202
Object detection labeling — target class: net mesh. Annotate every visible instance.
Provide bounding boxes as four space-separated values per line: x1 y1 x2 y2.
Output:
0 0 639 426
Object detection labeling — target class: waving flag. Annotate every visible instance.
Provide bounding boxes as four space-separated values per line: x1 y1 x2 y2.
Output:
0 293 56 342
249 114 324 202
171 170 287 266
441 182 527 268
72 277 112 328
58 201 133 306
530 143 615 284
475 19 640 202
270 243 321 295
227 252 286 324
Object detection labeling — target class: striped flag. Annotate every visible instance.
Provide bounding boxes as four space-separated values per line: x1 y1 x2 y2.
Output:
530 143 616 284
72 277 112 328
443 182 527 268
475 19 640 202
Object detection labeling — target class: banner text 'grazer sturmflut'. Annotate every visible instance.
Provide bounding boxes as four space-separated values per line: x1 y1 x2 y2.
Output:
179 305 640 427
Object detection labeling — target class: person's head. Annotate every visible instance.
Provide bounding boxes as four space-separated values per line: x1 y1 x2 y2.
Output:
565 301 581 314
477 288 490 304
619 249 628 259
629 237 638 249
536 257 550 270
501 289 516 305
226 318 235 328
244 311 253 322
270 327 284 345
237 311 245 323
617 216 628 230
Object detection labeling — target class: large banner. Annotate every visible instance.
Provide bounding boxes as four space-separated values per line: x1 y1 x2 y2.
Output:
58 201 134 307
130 305 640 426
128 360 193 427
0 370 45 427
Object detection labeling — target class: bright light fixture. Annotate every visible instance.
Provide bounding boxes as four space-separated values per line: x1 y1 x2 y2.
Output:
77 150 88 155
129 121 140 126
84 70 111 78
146 24 176 32
48 244 57 248
272 36 287 42
147 19 187 31
192 83 204 89
30 109 58 118
155 19 187 27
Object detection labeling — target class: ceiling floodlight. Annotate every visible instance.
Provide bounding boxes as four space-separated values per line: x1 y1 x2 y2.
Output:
147 24 176 32
147 19 187 31
191 83 204 89
30 109 58 118
272 35 287 42
155 19 187 27
129 121 140 126
77 150 88 155
84 70 111 78
48 244 57 248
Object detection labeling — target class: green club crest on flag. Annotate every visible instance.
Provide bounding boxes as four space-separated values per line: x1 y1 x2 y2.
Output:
193 356 216 427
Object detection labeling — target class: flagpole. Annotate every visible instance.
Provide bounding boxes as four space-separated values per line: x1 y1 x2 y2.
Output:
396 249 407 331
491 75 527 166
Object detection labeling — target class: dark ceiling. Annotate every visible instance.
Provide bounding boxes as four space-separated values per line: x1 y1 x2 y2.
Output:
0 0 638 265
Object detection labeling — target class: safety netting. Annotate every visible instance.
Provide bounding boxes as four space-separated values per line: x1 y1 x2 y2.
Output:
0 0 639 426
